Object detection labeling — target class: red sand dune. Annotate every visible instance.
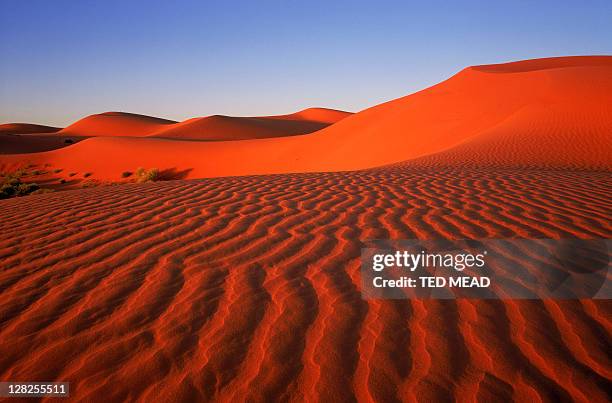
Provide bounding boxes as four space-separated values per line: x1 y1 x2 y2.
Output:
0 108 349 158
0 123 61 135
59 112 178 137
0 56 611 401
1 56 610 179
56 108 350 140
154 108 351 141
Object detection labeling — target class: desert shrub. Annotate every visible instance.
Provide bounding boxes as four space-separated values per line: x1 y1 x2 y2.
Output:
135 167 159 183
3 177 20 187
16 183 39 196
121 171 132 178
0 172 47 198
0 183 16 196
53 169 63 174
59 179 67 184
68 172 77 177
31 170 46 175
83 172 92 178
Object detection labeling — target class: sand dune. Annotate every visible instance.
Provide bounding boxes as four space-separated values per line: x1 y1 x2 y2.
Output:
0 123 61 135
1 56 609 180
153 108 351 141
55 108 350 141
398 102 612 170
59 112 177 137
0 167 610 401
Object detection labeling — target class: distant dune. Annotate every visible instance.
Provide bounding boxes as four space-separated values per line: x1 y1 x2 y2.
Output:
55 108 350 141
153 108 352 141
0 123 61 135
59 112 178 137
0 56 611 401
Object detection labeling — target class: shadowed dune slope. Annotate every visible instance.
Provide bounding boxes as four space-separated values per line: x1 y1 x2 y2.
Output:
0 123 61 135
1 56 610 179
0 134 87 154
0 168 610 401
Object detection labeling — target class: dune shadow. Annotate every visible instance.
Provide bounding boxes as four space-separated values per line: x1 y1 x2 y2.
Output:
158 167 193 181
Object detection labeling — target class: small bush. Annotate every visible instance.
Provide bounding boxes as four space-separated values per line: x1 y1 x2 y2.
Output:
83 172 92 178
121 171 132 178
53 169 63 174
135 167 159 183
31 170 46 175
0 184 16 196
3 177 20 187
68 172 77 177
0 173 47 198
59 179 67 184
16 183 39 196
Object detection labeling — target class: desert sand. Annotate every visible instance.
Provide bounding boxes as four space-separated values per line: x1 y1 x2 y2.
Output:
0 56 611 401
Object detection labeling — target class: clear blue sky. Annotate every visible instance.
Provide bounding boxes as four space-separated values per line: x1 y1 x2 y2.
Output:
1 0 610 126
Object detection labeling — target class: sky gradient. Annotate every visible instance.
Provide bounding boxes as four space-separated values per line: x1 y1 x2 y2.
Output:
1 0 611 126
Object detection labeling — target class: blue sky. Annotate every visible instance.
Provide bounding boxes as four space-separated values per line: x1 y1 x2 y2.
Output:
1 0 611 126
